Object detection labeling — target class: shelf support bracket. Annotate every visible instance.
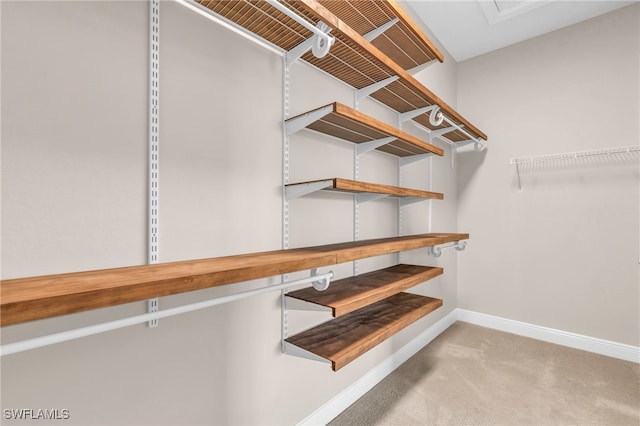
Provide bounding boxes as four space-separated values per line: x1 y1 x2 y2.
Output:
407 59 438 75
362 18 400 42
355 76 399 104
429 241 467 257
399 197 425 207
399 105 439 124
356 193 388 204
283 342 331 364
285 105 334 135
428 126 459 141
356 136 396 155
285 180 333 199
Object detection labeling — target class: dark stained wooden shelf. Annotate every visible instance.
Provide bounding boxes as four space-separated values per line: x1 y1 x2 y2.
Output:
316 0 444 69
287 102 444 157
285 178 444 200
287 264 443 316
1 233 467 326
285 292 442 370
194 0 487 143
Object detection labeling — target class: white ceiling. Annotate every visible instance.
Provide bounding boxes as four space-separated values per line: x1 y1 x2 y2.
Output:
404 0 637 62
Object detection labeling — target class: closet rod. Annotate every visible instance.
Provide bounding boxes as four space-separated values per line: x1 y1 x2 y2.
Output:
1 271 334 357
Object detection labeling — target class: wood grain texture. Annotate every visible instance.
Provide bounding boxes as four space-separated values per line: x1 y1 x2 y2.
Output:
308 103 444 156
1 233 467 326
315 0 444 67
286 177 444 199
285 292 442 370
286 264 443 316
195 0 487 141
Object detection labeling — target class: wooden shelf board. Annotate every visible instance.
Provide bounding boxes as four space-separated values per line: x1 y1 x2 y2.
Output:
286 264 443 316
288 102 444 157
285 292 442 370
314 232 469 264
286 178 444 200
1 233 466 326
195 0 487 142
315 0 444 68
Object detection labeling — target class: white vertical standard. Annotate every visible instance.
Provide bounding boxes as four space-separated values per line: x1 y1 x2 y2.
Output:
147 0 160 328
281 55 291 349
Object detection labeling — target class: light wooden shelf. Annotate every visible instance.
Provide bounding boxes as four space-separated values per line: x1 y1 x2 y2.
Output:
285 292 442 370
1 233 467 326
287 102 444 157
195 0 487 143
285 178 444 200
287 264 442 316
315 0 444 69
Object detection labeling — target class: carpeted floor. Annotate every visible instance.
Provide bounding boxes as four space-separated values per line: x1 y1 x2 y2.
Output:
328 322 640 425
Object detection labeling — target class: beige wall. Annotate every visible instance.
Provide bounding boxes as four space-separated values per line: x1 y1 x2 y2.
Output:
457 4 640 346
1 1 461 424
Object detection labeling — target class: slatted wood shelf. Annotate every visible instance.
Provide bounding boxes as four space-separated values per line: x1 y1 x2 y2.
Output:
285 292 442 370
285 178 444 200
287 102 444 157
194 0 487 143
316 0 444 69
1 233 467 326
287 264 443 316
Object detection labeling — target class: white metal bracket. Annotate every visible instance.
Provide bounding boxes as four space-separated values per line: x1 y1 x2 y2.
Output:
285 180 333 199
283 342 331 364
398 105 439 124
356 136 396 155
362 18 400 42
399 197 425 207
285 105 333 135
356 193 388 204
407 59 438 75
355 76 399 104
429 241 467 257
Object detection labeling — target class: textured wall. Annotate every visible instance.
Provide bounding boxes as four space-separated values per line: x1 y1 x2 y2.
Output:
457 4 640 346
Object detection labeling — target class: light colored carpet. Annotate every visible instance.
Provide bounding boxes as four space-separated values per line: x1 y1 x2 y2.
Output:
328 322 640 425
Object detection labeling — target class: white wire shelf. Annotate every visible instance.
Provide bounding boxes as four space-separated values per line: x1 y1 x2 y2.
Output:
510 145 640 165
510 145 640 190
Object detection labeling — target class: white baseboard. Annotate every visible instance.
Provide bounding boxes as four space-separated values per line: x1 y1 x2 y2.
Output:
298 309 458 426
457 309 640 364
300 308 640 425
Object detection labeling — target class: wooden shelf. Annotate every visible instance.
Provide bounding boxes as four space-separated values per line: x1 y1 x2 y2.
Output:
287 264 442 316
315 0 444 69
285 292 442 370
195 0 487 143
287 102 444 157
285 178 444 200
1 233 467 326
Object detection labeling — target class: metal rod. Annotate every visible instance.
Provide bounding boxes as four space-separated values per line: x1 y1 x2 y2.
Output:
1 272 334 357
264 0 329 41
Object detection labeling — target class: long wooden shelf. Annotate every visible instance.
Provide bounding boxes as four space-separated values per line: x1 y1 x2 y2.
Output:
315 0 444 69
285 292 442 370
287 264 443 317
285 178 444 200
194 0 487 143
286 102 444 157
0 233 467 326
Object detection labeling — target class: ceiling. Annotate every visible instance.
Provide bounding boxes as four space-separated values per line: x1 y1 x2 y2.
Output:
403 0 637 62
